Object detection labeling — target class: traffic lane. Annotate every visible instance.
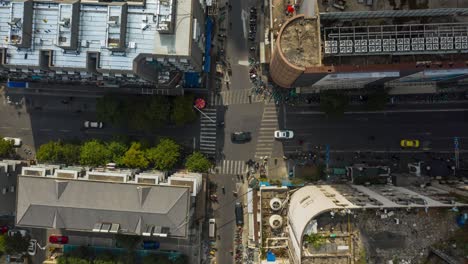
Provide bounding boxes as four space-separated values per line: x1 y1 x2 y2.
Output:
222 103 263 160
213 174 237 264
282 110 468 152
228 0 249 52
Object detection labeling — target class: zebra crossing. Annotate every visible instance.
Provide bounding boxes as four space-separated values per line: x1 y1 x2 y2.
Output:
199 108 217 156
209 89 263 106
215 160 248 175
254 103 278 159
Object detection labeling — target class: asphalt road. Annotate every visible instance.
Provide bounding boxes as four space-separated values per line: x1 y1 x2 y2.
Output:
1 93 200 155
279 104 468 154
214 0 259 263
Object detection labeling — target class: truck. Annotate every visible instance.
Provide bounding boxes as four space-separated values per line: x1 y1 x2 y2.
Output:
208 219 216 239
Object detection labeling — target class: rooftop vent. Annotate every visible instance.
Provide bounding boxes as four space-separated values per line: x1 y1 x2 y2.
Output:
270 198 283 211
269 215 283 230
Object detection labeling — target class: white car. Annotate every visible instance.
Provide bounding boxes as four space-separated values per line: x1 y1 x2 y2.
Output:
84 121 103 128
3 137 22 147
28 239 37 256
274 130 294 139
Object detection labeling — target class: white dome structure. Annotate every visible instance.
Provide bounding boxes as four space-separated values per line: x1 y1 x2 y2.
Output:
269 214 283 229
270 197 283 211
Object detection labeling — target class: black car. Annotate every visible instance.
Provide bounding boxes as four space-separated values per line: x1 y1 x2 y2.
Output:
231 132 252 143
235 202 244 225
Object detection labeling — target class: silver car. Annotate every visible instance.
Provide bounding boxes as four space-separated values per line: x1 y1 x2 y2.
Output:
274 130 294 139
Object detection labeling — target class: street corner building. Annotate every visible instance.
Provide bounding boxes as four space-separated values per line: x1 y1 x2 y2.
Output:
0 0 207 91
268 0 468 93
15 167 196 239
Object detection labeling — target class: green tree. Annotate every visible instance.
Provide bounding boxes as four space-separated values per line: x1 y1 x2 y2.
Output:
142 254 171 264
146 96 171 128
0 138 14 158
57 256 89 264
171 95 197 126
80 140 110 166
185 152 212 173
121 142 149 169
0 234 6 255
365 89 389 111
107 141 128 165
304 233 325 249
36 141 63 163
173 255 190 264
319 91 349 117
96 95 124 125
4 233 29 255
146 139 180 171
115 234 141 251
61 143 81 165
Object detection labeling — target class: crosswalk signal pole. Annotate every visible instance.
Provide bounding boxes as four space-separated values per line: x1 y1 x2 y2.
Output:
193 105 216 123
454 137 460 170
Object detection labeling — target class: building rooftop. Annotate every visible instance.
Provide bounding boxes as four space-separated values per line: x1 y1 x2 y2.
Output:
280 16 321 68
0 0 197 77
16 175 191 237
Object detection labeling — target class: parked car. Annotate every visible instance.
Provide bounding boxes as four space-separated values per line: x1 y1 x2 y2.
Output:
274 130 294 139
84 121 103 128
8 229 28 238
235 202 244 225
400 139 420 148
27 239 37 256
1 225 10 234
231 132 251 143
49 235 69 244
3 137 22 147
208 218 216 239
142 240 160 250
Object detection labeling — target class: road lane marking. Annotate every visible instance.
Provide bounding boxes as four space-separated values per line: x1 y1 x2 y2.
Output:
0 126 11 129
21 128 30 130
59 129 71 133
39 128 52 132
292 108 468 115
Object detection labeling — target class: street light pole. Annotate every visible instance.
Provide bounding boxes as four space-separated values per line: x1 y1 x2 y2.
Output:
193 105 216 124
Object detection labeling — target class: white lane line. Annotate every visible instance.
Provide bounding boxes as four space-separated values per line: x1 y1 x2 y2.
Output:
293 108 468 115
0 126 11 129
40 128 52 132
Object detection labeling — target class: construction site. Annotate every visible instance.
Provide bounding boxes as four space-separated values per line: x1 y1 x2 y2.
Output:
257 183 468 264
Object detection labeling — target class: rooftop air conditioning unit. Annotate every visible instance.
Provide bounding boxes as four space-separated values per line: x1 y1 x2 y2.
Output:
59 18 70 27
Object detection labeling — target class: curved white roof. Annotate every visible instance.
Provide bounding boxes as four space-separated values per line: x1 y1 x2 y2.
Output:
288 185 357 258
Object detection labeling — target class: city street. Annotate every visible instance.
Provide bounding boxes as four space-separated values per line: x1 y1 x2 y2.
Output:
279 104 468 154
0 93 201 158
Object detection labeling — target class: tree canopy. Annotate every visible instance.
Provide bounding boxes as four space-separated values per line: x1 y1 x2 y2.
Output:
0 138 14 158
146 139 181 171
80 140 111 166
171 95 197 126
107 141 128 165
4 233 29 255
121 142 149 169
319 91 349 117
185 152 212 173
36 141 80 165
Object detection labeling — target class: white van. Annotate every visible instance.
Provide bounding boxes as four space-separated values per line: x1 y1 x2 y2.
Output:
208 219 216 239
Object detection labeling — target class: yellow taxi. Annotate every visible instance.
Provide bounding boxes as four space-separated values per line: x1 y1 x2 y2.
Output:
400 139 420 148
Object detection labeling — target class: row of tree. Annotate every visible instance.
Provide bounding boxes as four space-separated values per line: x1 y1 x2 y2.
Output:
0 233 30 256
96 94 197 131
0 138 14 158
319 89 389 117
36 139 212 172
